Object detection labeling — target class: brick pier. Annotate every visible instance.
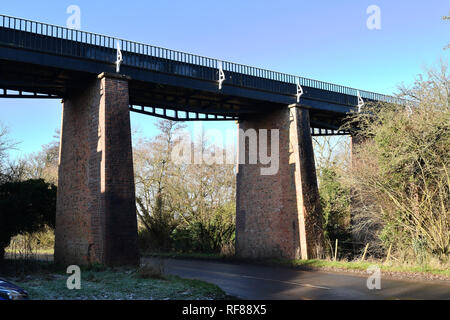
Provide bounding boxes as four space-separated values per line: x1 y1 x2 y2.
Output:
236 104 324 260
54 73 138 266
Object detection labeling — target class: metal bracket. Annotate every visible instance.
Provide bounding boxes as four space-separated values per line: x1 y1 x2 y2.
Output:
357 90 364 112
296 78 304 103
116 40 123 73
218 61 225 90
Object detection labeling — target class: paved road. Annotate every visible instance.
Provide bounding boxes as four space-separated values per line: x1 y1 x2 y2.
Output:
146 258 450 300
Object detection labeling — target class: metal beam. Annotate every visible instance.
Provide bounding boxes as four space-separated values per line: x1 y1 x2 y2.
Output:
310 127 351 136
0 88 60 98
129 105 239 121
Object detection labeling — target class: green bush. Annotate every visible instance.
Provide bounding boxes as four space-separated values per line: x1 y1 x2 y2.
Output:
171 203 235 254
319 167 351 243
0 179 56 259
140 202 236 255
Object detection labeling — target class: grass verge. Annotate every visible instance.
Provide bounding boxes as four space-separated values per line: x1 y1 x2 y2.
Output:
146 252 450 280
0 259 229 300
276 259 450 278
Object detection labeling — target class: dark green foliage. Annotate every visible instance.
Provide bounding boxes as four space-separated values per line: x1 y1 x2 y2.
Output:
139 202 236 255
318 167 351 244
0 179 56 259
137 193 177 251
317 165 354 258
172 220 235 254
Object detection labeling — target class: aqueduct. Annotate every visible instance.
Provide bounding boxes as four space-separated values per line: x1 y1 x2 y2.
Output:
0 14 402 265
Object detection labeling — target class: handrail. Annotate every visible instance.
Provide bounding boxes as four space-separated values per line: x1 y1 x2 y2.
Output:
0 14 404 105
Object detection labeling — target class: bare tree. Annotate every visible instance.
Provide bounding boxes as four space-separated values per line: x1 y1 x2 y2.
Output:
133 120 236 253
133 120 187 249
0 123 19 182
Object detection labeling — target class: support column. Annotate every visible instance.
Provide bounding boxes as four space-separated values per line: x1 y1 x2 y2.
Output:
236 104 324 260
55 72 139 266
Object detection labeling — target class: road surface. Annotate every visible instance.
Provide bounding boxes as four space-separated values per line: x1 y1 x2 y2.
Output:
146 258 450 300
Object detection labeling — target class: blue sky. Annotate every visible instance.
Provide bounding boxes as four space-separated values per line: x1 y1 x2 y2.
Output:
0 0 448 158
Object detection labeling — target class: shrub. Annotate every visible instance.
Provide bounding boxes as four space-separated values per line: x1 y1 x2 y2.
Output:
136 260 166 280
342 64 450 264
0 179 56 260
172 202 235 254
318 166 353 258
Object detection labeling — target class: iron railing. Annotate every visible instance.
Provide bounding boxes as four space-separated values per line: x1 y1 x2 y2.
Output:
0 14 404 105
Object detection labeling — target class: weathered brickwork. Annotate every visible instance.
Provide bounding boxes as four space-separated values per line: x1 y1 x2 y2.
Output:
55 73 138 266
236 105 324 260
290 106 325 259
